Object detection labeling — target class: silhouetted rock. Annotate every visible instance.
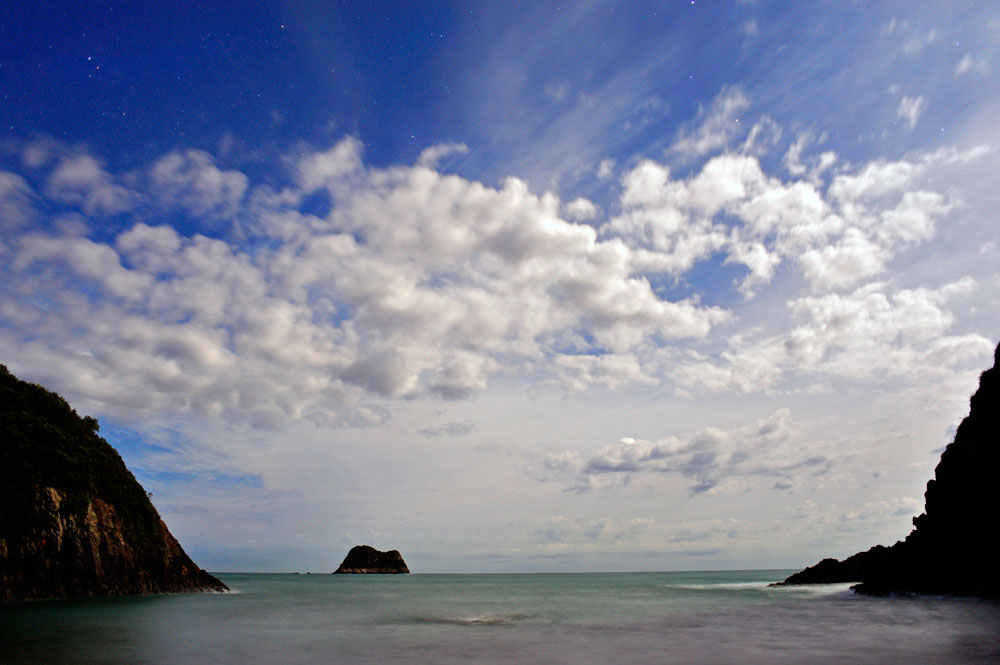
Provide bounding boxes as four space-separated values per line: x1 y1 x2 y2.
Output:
777 343 1000 596
333 545 409 574
0 365 228 600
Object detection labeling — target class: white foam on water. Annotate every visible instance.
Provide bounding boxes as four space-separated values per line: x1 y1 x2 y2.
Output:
666 581 775 591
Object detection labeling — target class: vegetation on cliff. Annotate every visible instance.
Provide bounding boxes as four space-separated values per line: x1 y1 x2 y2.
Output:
0 364 227 599
333 545 410 574
779 343 1000 596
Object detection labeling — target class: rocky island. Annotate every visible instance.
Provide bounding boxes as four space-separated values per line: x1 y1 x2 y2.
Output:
778 342 1000 596
333 545 410 574
0 365 228 600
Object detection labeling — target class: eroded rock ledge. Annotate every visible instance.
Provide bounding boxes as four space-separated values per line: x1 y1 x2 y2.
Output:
776 343 1000 597
1 364 227 599
333 545 409 574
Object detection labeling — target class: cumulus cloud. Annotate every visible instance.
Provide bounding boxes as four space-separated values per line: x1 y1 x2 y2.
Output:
608 140 984 295
0 172 36 232
551 353 657 393
1 103 992 433
46 153 137 215
540 409 827 495
677 278 992 394
563 197 599 221
799 228 886 290
150 149 248 218
296 136 364 190
2 137 729 426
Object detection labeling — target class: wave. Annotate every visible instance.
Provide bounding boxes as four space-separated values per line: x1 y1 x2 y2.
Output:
403 612 535 627
662 580 857 598
768 582 857 597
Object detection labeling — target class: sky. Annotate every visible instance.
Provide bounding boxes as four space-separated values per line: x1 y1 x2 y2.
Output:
1 1 998 573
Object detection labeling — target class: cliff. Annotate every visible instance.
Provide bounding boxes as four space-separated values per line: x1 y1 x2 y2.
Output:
0 364 228 599
333 545 409 574
779 342 1000 596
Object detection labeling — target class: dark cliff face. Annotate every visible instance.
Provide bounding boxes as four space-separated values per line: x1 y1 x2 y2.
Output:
0 364 227 600
333 545 409 574
780 343 1000 596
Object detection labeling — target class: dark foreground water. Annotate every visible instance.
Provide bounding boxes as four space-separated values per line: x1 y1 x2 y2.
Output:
2 570 999 664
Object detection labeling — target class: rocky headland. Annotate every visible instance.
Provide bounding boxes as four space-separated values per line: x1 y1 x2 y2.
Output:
0 364 228 600
333 545 410 574
777 342 1000 596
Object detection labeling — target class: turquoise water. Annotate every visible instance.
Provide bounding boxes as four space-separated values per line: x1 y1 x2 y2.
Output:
2 570 998 664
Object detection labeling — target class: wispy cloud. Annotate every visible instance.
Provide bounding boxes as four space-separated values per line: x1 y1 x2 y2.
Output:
669 86 750 159
897 95 928 129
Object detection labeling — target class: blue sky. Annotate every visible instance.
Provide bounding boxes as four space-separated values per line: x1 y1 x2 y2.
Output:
2 1 999 573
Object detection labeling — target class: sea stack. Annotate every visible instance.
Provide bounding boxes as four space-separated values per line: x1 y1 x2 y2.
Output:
779 342 1000 596
333 545 409 574
0 365 228 600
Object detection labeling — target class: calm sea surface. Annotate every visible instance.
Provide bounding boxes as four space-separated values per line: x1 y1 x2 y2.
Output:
2 570 998 664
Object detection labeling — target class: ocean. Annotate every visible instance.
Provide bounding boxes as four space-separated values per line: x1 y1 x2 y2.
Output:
2 570 998 664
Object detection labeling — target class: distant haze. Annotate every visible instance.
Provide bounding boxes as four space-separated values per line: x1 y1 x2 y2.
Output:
1 2 998 573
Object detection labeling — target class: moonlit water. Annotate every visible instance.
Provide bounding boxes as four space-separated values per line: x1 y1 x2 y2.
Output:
3 571 998 664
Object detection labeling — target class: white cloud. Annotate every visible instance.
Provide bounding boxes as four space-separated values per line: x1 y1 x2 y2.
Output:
670 85 750 158
541 409 829 496
563 197 599 221
829 157 921 202
416 142 470 168
150 149 248 218
3 141 733 425
897 95 928 130
552 353 657 393
15 233 153 300
674 345 786 394
899 29 938 56
296 136 364 191
799 228 886 290
0 171 35 232
782 133 811 176
955 54 973 76
954 53 987 77
876 190 951 246
725 239 781 296
741 116 782 155
606 141 982 296
675 277 990 395
46 153 137 215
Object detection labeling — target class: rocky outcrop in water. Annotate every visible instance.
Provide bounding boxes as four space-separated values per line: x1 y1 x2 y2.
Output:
778 342 1000 596
0 364 228 600
333 545 409 574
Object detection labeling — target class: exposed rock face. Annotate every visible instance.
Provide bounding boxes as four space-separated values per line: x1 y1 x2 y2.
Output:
779 343 1000 596
0 365 228 599
333 545 409 574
